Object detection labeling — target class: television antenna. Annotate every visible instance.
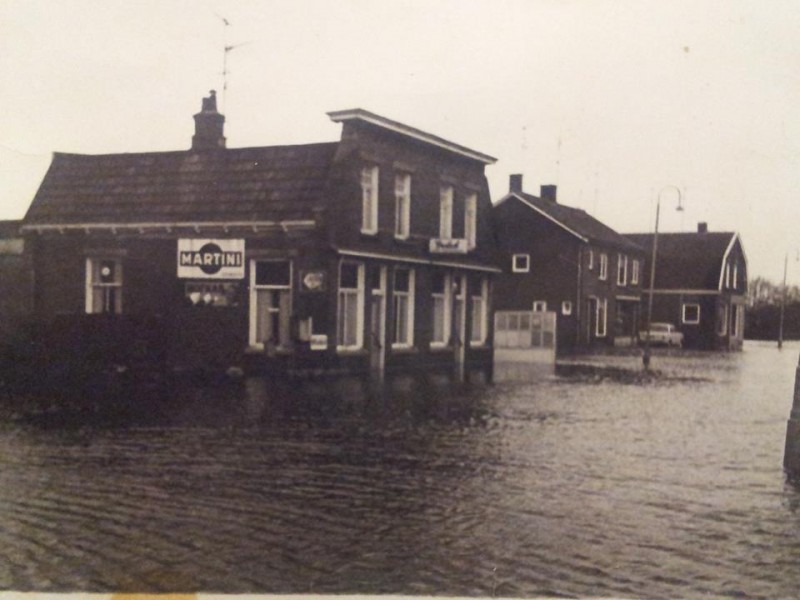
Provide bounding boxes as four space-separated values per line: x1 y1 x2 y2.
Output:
215 14 250 112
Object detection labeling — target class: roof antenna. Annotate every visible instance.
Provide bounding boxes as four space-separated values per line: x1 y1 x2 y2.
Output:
216 14 250 113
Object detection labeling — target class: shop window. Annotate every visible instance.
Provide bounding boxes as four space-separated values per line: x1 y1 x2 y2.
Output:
464 193 477 249
185 282 238 307
361 166 379 235
439 186 453 240
512 254 530 273
86 257 122 314
470 278 488 345
682 303 701 324
394 173 410 239
431 271 452 347
392 267 415 348
249 260 292 349
337 261 364 349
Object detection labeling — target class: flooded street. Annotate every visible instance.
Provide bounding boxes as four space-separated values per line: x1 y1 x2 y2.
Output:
1 341 799 598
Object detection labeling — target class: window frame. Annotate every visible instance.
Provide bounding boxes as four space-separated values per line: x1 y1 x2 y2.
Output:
360 165 379 235
464 193 477 250
588 249 594 270
439 185 453 240
512 254 530 273
336 260 365 351
595 298 608 337
617 254 628 286
394 172 411 240
249 259 293 349
562 301 573 316
533 301 547 313
430 271 452 348
631 259 640 285
682 303 701 325
470 278 489 346
85 257 123 314
599 253 608 280
392 267 415 349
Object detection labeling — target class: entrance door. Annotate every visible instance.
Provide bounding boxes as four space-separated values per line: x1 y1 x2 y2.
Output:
369 266 387 381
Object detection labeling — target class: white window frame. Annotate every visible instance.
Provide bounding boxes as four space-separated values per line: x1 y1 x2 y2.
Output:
430 271 452 348
85 257 123 314
599 253 608 280
249 259 293 349
596 298 608 337
733 304 744 338
392 267 415 349
682 303 701 325
725 262 731 288
394 173 411 240
718 304 729 336
588 249 594 270
533 301 547 313
562 301 573 316
360 165 379 235
470 278 489 346
617 254 628 286
464 193 477 250
336 261 365 351
733 263 738 289
512 254 530 273
439 185 453 240
631 259 640 285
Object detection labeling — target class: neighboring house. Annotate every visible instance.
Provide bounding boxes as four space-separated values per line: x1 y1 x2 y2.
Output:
0 220 32 340
492 174 646 354
625 223 747 350
20 92 500 381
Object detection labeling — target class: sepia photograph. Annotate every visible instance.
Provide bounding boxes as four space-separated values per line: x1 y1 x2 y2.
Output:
0 1 799 598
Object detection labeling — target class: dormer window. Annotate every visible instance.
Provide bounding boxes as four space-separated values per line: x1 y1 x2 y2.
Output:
464 193 477 249
439 185 453 240
394 173 410 239
360 166 379 234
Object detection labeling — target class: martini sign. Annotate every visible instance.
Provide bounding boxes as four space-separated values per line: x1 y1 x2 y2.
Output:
177 239 245 279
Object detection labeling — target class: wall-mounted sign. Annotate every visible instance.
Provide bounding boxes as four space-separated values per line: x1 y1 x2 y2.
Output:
429 238 468 254
177 239 245 279
301 270 326 292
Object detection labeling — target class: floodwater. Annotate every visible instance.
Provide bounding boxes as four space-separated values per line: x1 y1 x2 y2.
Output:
0 341 799 598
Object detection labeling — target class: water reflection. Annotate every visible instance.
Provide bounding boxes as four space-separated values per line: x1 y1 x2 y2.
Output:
1 342 800 599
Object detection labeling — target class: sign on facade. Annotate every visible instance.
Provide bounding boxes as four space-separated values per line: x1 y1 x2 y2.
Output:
429 238 468 254
177 239 245 279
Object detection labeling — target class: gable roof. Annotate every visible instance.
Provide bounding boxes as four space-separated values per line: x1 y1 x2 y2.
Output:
498 191 644 254
624 231 741 290
22 143 338 228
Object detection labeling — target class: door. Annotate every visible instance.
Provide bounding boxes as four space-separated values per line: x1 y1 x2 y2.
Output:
369 266 387 381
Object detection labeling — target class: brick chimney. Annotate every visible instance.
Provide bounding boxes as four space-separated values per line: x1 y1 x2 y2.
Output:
509 174 523 193
697 222 708 233
540 185 557 203
192 90 226 151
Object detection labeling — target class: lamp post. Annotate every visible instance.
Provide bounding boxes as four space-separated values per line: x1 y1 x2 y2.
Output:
642 185 683 370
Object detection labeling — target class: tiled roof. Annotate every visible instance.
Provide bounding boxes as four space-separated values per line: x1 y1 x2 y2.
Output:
505 191 644 254
23 143 339 226
624 231 736 290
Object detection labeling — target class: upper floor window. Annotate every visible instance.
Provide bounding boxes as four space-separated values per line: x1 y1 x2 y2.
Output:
470 278 489 346
617 254 628 286
392 268 415 348
725 262 731 288
439 186 453 240
588 249 594 270
631 259 640 285
86 257 122 314
533 301 547 312
682 303 701 324
599 253 608 280
431 271 452 347
394 173 410 239
733 263 738 288
464 193 477 249
512 254 530 273
562 301 573 316
337 261 365 349
250 260 292 349
360 166 379 235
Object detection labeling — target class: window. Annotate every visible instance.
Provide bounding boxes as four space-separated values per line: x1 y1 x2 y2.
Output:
733 304 744 338
588 249 594 270
599 253 608 280
86 257 122 314
717 304 728 336
631 260 640 285
617 254 628 286
360 166 379 234
439 185 453 240
470 278 488 345
596 299 607 337
392 267 415 347
394 173 410 239
512 254 530 273
533 301 547 312
562 301 573 316
682 303 701 324
431 271 452 347
464 193 477 249
250 260 292 349
337 261 365 349
733 263 738 289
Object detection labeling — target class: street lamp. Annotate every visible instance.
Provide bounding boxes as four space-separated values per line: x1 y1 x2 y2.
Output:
642 185 684 370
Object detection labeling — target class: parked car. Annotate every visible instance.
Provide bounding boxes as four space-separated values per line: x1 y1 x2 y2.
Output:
640 322 684 347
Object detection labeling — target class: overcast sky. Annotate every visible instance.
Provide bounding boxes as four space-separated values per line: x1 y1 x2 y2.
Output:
1 0 798 283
